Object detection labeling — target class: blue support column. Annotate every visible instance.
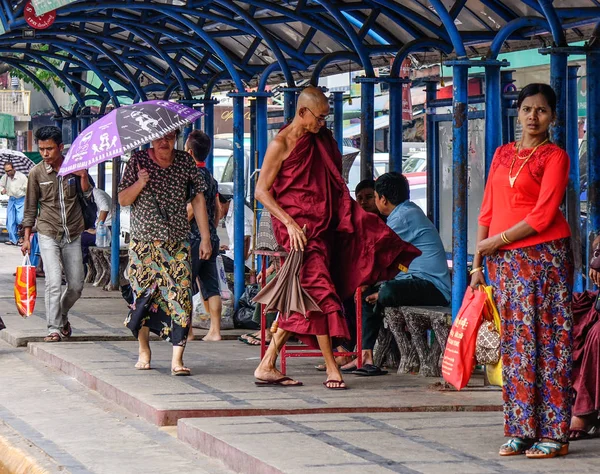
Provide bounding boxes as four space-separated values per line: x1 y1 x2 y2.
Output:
249 98 257 237
386 78 409 173
425 79 439 228
256 96 269 169
449 63 469 320
501 71 516 143
485 65 502 178
229 93 246 307
332 91 344 155
203 100 216 174
356 77 376 180
587 50 600 288
550 53 568 150
568 65 583 292
282 88 300 123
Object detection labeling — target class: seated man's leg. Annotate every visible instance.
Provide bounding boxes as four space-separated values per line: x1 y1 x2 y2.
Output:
377 277 447 308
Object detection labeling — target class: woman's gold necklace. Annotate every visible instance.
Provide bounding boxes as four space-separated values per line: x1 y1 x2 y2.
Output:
508 138 549 188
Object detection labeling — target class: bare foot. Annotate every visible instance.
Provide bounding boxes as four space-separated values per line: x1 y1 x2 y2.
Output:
341 359 357 371
187 326 195 342
324 366 346 389
254 367 301 386
202 332 222 342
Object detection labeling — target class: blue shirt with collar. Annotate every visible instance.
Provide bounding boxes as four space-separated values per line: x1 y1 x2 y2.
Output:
385 200 451 303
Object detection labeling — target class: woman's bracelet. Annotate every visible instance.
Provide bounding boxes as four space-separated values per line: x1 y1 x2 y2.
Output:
469 266 484 275
500 232 512 245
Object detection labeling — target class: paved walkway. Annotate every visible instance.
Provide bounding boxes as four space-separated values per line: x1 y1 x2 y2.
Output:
2 244 600 473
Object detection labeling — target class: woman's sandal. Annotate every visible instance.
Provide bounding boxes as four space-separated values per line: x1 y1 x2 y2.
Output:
323 379 347 390
499 438 534 456
525 441 569 459
171 366 191 376
43 333 61 343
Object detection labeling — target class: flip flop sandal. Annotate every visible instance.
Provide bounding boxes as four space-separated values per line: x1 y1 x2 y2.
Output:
171 367 191 376
255 377 303 386
323 380 347 390
44 333 61 342
499 438 533 456
569 428 595 441
135 361 151 370
352 364 388 376
525 441 569 459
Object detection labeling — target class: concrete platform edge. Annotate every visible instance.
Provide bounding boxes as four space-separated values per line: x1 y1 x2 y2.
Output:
0 420 65 474
28 343 164 426
178 419 283 474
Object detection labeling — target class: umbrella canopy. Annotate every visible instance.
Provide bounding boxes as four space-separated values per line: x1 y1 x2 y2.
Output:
253 249 321 317
58 100 204 176
0 149 35 174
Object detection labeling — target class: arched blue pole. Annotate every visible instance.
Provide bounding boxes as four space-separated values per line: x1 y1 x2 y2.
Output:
568 65 583 292
450 63 469 320
587 48 600 288
488 17 550 59
228 92 246 308
332 91 344 155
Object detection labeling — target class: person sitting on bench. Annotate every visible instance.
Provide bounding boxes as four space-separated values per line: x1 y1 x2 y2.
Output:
342 172 451 376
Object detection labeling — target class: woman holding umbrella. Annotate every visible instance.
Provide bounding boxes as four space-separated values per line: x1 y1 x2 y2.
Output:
119 129 212 375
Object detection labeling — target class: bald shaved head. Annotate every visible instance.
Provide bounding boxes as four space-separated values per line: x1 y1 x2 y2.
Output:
297 86 329 109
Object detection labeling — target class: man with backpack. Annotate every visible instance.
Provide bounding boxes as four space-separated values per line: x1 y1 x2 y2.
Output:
21 126 92 342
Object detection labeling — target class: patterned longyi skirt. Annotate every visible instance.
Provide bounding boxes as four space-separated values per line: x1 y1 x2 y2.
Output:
124 239 192 347
487 238 573 443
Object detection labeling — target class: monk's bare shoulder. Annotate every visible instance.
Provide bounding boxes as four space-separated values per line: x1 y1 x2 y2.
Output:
267 132 293 162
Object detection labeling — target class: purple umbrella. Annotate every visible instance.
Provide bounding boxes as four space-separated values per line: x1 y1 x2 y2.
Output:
58 100 204 176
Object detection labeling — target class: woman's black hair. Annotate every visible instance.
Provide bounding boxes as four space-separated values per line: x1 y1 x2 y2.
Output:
517 83 557 115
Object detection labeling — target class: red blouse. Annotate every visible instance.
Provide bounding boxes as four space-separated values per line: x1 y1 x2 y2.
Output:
478 142 571 250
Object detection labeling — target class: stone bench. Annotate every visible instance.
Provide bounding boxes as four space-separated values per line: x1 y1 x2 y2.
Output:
376 305 452 377
86 247 129 291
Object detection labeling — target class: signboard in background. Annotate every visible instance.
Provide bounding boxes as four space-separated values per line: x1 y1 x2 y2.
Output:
24 1 56 29
31 0 78 15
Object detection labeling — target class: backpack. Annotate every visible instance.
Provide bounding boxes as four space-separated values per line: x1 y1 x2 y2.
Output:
75 175 98 230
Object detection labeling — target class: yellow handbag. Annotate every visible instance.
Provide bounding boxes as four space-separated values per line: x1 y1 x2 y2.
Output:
482 285 503 387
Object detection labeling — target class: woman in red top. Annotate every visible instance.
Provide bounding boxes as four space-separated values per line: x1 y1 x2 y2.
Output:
471 83 573 459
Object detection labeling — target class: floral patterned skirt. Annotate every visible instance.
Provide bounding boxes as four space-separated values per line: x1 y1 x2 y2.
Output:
487 238 573 443
125 239 192 347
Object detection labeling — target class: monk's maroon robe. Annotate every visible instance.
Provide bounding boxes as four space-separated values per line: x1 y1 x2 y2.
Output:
270 127 421 341
571 291 600 417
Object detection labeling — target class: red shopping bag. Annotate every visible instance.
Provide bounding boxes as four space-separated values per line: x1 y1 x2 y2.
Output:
441 288 486 390
14 254 37 317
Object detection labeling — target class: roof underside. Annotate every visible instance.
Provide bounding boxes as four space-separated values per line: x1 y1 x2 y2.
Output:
0 0 599 107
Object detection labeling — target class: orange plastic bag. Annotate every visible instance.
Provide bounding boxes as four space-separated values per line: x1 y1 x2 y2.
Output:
441 288 486 390
14 254 36 317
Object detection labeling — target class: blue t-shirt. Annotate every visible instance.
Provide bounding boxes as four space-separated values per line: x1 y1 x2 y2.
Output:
386 201 451 303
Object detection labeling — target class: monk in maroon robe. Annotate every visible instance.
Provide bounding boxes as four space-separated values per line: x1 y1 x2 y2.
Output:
254 87 420 389
569 248 600 439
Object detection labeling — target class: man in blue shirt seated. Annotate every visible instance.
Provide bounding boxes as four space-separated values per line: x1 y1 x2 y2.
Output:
343 172 451 376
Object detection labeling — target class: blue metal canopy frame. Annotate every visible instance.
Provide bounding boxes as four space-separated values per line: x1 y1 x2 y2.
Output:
1 0 600 314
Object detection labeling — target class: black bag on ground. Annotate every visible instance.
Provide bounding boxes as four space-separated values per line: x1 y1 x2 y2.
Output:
234 284 260 329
